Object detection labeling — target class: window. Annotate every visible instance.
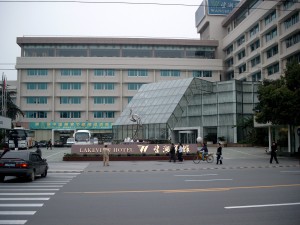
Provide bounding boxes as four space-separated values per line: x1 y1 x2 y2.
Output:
94 69 115 76
128 83 144 90
94 97 115 104
128 69 148 77
265 10 276 25
284 13 299 29
251 55 260 67
267 63 279 75
160 70 180 77
60 83 81 90
60 97 81 104
283 0 296 10
192 70 212 77
249 24 259 37
26 111 47 118
27 69 47 76
226 45 233 55
225 58 234 67
61 69 81 76
265 28 277 42
94 83 115 90
26 83 47 90
237 35 245 46
238 64 246 74
26 97 47 104
250 40 260 52
285 32 300 48
251 71 261 81
266 45 278 58
60 111 81 118
94 111 115 118
237 50 246 60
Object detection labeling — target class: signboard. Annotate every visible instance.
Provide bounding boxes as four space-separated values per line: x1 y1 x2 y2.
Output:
30 121 113 130
207 0 240 15
72 143 198 155
0 116 11 129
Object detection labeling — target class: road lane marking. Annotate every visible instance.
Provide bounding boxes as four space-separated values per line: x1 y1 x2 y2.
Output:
280 171 300 173
185 179 233 182
0 211 36 215
0 185 63 188
0 189 59 191
225 202 300 209
0 193 55 196
0 198 50 201
65 183 300 194
0 204 43 207
0 220 27 224
174 174 218 176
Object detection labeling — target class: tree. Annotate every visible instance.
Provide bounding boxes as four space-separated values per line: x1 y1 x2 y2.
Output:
255 61 300 126
0 85 24 121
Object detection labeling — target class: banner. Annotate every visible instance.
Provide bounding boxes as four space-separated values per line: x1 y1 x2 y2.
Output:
30 121 113 130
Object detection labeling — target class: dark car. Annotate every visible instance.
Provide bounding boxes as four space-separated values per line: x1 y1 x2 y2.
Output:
36 140 48 148
0 150 48 182
54 140 64 147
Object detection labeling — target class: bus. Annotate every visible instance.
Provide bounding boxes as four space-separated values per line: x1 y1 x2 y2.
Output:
73 130 98 145
8 127 36 150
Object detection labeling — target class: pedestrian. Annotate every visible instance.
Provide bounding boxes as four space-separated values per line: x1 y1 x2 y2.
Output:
102 144 110 166
216 143 223 164
13 135 18 151
200 143 208 161
169 143 176 163
47 139 52 150
270 141 279 164
35 144 42 157
177 143 183 162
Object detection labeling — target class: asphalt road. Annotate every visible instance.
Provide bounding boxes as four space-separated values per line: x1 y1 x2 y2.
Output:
0 147 299 225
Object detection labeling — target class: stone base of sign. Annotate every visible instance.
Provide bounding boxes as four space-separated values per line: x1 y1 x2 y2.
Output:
63 154 195 161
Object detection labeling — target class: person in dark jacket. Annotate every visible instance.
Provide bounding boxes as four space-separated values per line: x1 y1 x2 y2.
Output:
200 143 208 161
270 141 279 164
35 144 42 157
216 143 223 165
169 143 176 163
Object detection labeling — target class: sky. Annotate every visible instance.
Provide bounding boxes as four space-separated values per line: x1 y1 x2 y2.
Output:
0 0 202 81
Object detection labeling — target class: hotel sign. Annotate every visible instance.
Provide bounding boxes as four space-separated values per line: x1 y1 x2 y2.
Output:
71 143 198 155
30 121 113 130
208 0 240 15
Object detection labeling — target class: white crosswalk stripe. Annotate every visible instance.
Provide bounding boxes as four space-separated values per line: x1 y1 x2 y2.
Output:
0 173 80 225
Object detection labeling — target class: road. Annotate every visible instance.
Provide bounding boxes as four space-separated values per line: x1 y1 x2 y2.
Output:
0 147 299 225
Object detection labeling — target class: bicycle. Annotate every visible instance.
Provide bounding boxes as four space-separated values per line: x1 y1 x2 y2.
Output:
193 152 214 164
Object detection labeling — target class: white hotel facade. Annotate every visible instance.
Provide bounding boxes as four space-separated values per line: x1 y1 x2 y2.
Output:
14 0 299 149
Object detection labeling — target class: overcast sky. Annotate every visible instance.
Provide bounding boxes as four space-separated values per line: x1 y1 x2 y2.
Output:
0 0 202 81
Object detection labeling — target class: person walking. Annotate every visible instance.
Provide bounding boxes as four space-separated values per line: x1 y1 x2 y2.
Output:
102 144 110 166
47 139 52 150
216 143 223 165
169 143 176 163
177 143 183 162
270 141 279 164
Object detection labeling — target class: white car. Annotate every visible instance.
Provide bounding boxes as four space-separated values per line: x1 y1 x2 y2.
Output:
64 138 75 147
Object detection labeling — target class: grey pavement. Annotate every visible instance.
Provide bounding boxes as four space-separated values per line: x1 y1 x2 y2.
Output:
46 146 300 173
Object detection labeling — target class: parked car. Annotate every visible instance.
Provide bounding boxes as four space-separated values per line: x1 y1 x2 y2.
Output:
64 138 75 147
54 140 64 147
36 140 48 148
0 150 48 182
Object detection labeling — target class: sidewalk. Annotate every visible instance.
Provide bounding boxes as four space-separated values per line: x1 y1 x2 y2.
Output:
48 147 300 173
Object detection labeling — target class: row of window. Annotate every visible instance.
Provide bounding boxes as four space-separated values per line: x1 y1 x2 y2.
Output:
25 111 116 118
237 61 279 75
23 45 216 59
26 69 213 78
26 83 145 91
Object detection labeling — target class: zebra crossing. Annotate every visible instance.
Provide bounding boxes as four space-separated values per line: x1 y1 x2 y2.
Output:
0 172 80 225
